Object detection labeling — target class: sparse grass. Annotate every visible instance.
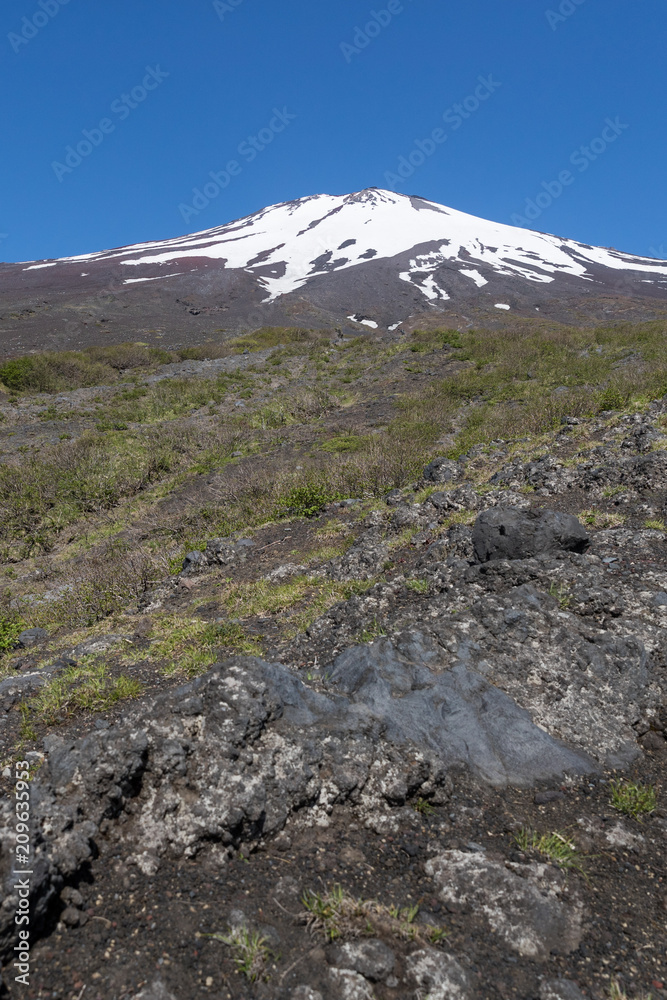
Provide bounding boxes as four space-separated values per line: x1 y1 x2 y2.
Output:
149 613 262 678
608 980 653 1000
514 828 587 872
218 575 374 641
19 661 142 734
644 518 666 532
609 779 657 821
579 509 625 529
397 320 667 458
206 926 273 982
357 618 387 643
413 797 435 816
302 885 446 945
406 578 429 595
314 518 351 541
548 581 571 609
222 576 314 618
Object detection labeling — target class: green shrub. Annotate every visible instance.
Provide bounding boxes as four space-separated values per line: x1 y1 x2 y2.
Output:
597 385 629 412
0 343 174 395
0 613 24 653
276 483 340 518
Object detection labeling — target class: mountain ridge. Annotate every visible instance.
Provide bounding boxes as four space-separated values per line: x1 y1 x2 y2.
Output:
2 188 667 355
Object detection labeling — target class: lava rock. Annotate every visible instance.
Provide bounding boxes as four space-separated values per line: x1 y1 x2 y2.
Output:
132 982 178 1000
328 968 375 998
534 790 565 805
16 627 49 648
405 948 470 998
328 638 596 787
423 457 462 484
330 939 395 981
426 851 583 961
472 507 589 562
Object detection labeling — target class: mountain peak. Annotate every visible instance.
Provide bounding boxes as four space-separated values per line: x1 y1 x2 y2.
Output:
3 189 667 354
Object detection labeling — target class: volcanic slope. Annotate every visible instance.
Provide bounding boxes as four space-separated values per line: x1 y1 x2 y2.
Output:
2 189 667 353
0 319 666 1000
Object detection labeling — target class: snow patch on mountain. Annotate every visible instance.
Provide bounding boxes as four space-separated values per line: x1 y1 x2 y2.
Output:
18 189 667 308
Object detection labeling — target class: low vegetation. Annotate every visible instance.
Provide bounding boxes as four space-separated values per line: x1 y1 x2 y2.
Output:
207 926 274 982
609 779 657 820
19 660 142 738
1 317 666 740
514 828 587 872
302 884 446 944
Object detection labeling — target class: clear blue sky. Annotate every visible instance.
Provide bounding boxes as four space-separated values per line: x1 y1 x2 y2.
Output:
1 0 666 262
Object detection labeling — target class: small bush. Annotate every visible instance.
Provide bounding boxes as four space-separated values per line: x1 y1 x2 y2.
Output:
597 385 629 412
0 613 24 653
276 483 340 518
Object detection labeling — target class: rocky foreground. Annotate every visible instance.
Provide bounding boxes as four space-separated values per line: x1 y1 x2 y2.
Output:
1 401 666 1000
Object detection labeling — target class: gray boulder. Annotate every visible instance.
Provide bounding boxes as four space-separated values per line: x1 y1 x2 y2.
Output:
423 457 462 484
426 851 583 961
16 627 49 648
330 939 395 981
472 507 589 562
405 948 470 999
328 638 596 787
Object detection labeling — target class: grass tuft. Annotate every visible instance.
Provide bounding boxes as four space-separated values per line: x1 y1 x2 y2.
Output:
206 926 273 982
609 779 657 821
302 884 447 945
514 828 587 872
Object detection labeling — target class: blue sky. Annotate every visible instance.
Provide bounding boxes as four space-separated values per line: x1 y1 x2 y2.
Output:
1 0 666 262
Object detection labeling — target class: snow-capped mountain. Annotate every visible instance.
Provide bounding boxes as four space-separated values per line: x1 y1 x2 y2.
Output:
2 189 667 354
